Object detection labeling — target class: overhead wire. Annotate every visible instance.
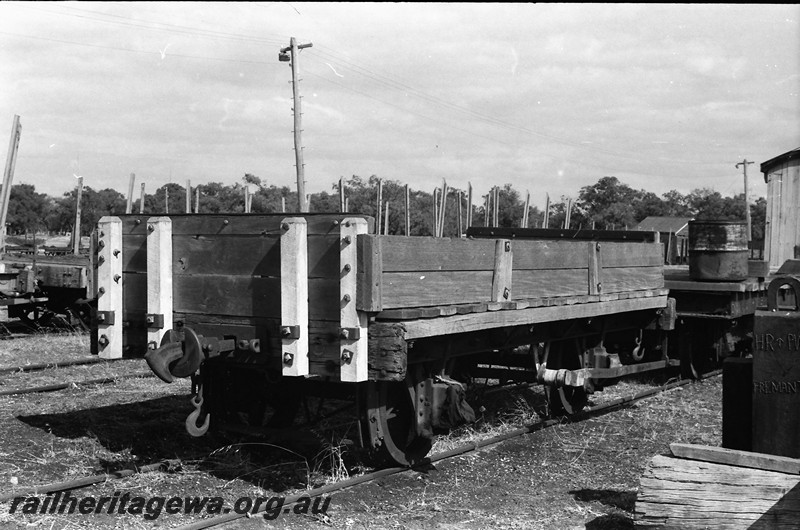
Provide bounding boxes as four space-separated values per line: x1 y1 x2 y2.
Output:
1 2 742 186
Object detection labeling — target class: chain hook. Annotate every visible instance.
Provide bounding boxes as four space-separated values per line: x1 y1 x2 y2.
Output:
185 385 210 437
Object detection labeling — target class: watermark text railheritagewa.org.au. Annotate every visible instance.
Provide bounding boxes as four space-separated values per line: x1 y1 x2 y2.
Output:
7 491 331 520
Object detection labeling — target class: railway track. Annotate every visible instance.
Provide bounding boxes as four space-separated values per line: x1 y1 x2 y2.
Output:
0 369 722 528
0 356 154 396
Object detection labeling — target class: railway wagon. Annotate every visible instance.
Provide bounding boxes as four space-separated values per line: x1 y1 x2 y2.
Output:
91 213 675 465
0 253 93 328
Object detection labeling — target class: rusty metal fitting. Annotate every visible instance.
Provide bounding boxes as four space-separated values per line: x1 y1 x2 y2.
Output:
341 349 353 363
283 352 294 365
98 335 109 348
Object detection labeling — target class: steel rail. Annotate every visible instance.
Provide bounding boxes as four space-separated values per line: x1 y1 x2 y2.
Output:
0 357 117 375
0 371 155 397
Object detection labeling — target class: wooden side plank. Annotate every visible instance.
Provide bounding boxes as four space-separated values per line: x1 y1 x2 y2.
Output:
369 235 497 272
96 217 123 359
602 267 664 293
670 443 800 475
146 217 172 349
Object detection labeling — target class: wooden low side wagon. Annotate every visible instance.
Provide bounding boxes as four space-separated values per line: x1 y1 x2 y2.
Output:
91 214 674 465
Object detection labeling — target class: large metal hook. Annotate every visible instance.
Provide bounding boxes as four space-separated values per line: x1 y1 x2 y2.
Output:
185 386 210 437
631 330 645 362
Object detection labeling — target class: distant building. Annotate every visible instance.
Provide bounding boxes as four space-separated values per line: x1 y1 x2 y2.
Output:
635 216 694 264
761 147 800 270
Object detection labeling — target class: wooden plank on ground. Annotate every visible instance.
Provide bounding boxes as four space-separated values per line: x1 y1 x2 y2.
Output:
670 443 800 475
635 453 800 529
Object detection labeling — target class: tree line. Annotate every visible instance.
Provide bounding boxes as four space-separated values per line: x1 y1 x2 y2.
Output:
3 174 766 241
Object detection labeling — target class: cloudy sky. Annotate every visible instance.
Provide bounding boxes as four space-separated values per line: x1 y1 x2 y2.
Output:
0 3 798 210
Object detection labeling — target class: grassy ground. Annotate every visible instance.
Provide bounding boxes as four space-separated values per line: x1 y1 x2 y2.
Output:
0 332 722 529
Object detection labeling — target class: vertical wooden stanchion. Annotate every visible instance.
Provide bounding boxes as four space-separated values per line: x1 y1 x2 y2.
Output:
146 217 173 349
139 183 146 214
186 180 191 213
339 177 346 212
195 186 200 213
165 187 169 214
280 217 309 377
96 217 123 359
340 217 369 382
491 239 513 303
383 201 390 235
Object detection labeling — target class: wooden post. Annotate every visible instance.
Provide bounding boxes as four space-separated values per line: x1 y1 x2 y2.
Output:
139 182 145 214
344 197 349 214
484 193 490 227
588 241 601 295
96 216 123 359
339 177 346 212
146 217 173 350
281 196 286 213
280 217 309 377
281 37 313 212
0 115 21 253
376 179 383 236
164 187 169 214
437 180 448 237
466 182 473 229
404 184 410 236
543 193 550 229
125 173 135 214
457 190 463 238
564 198 572 229
72 176 83 255
383 201 390 235
244 185 250 213
340 217 369 382
194 186 200 213
186 180 191 213
433 188 439 236
493 186 500 227
522 191 530 228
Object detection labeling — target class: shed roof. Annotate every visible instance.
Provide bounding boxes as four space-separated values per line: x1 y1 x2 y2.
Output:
635 216 693 235
761 147 800 182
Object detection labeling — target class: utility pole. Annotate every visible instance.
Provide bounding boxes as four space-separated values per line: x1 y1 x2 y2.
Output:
736 159 754 243
280 37 313 212
0 115 22 253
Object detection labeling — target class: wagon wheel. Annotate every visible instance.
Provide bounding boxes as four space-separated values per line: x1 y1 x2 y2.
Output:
543 339 588 416
362 380 432 467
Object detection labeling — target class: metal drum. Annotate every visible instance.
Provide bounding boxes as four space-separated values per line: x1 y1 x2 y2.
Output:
752 276 800 458
688 220 749 281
